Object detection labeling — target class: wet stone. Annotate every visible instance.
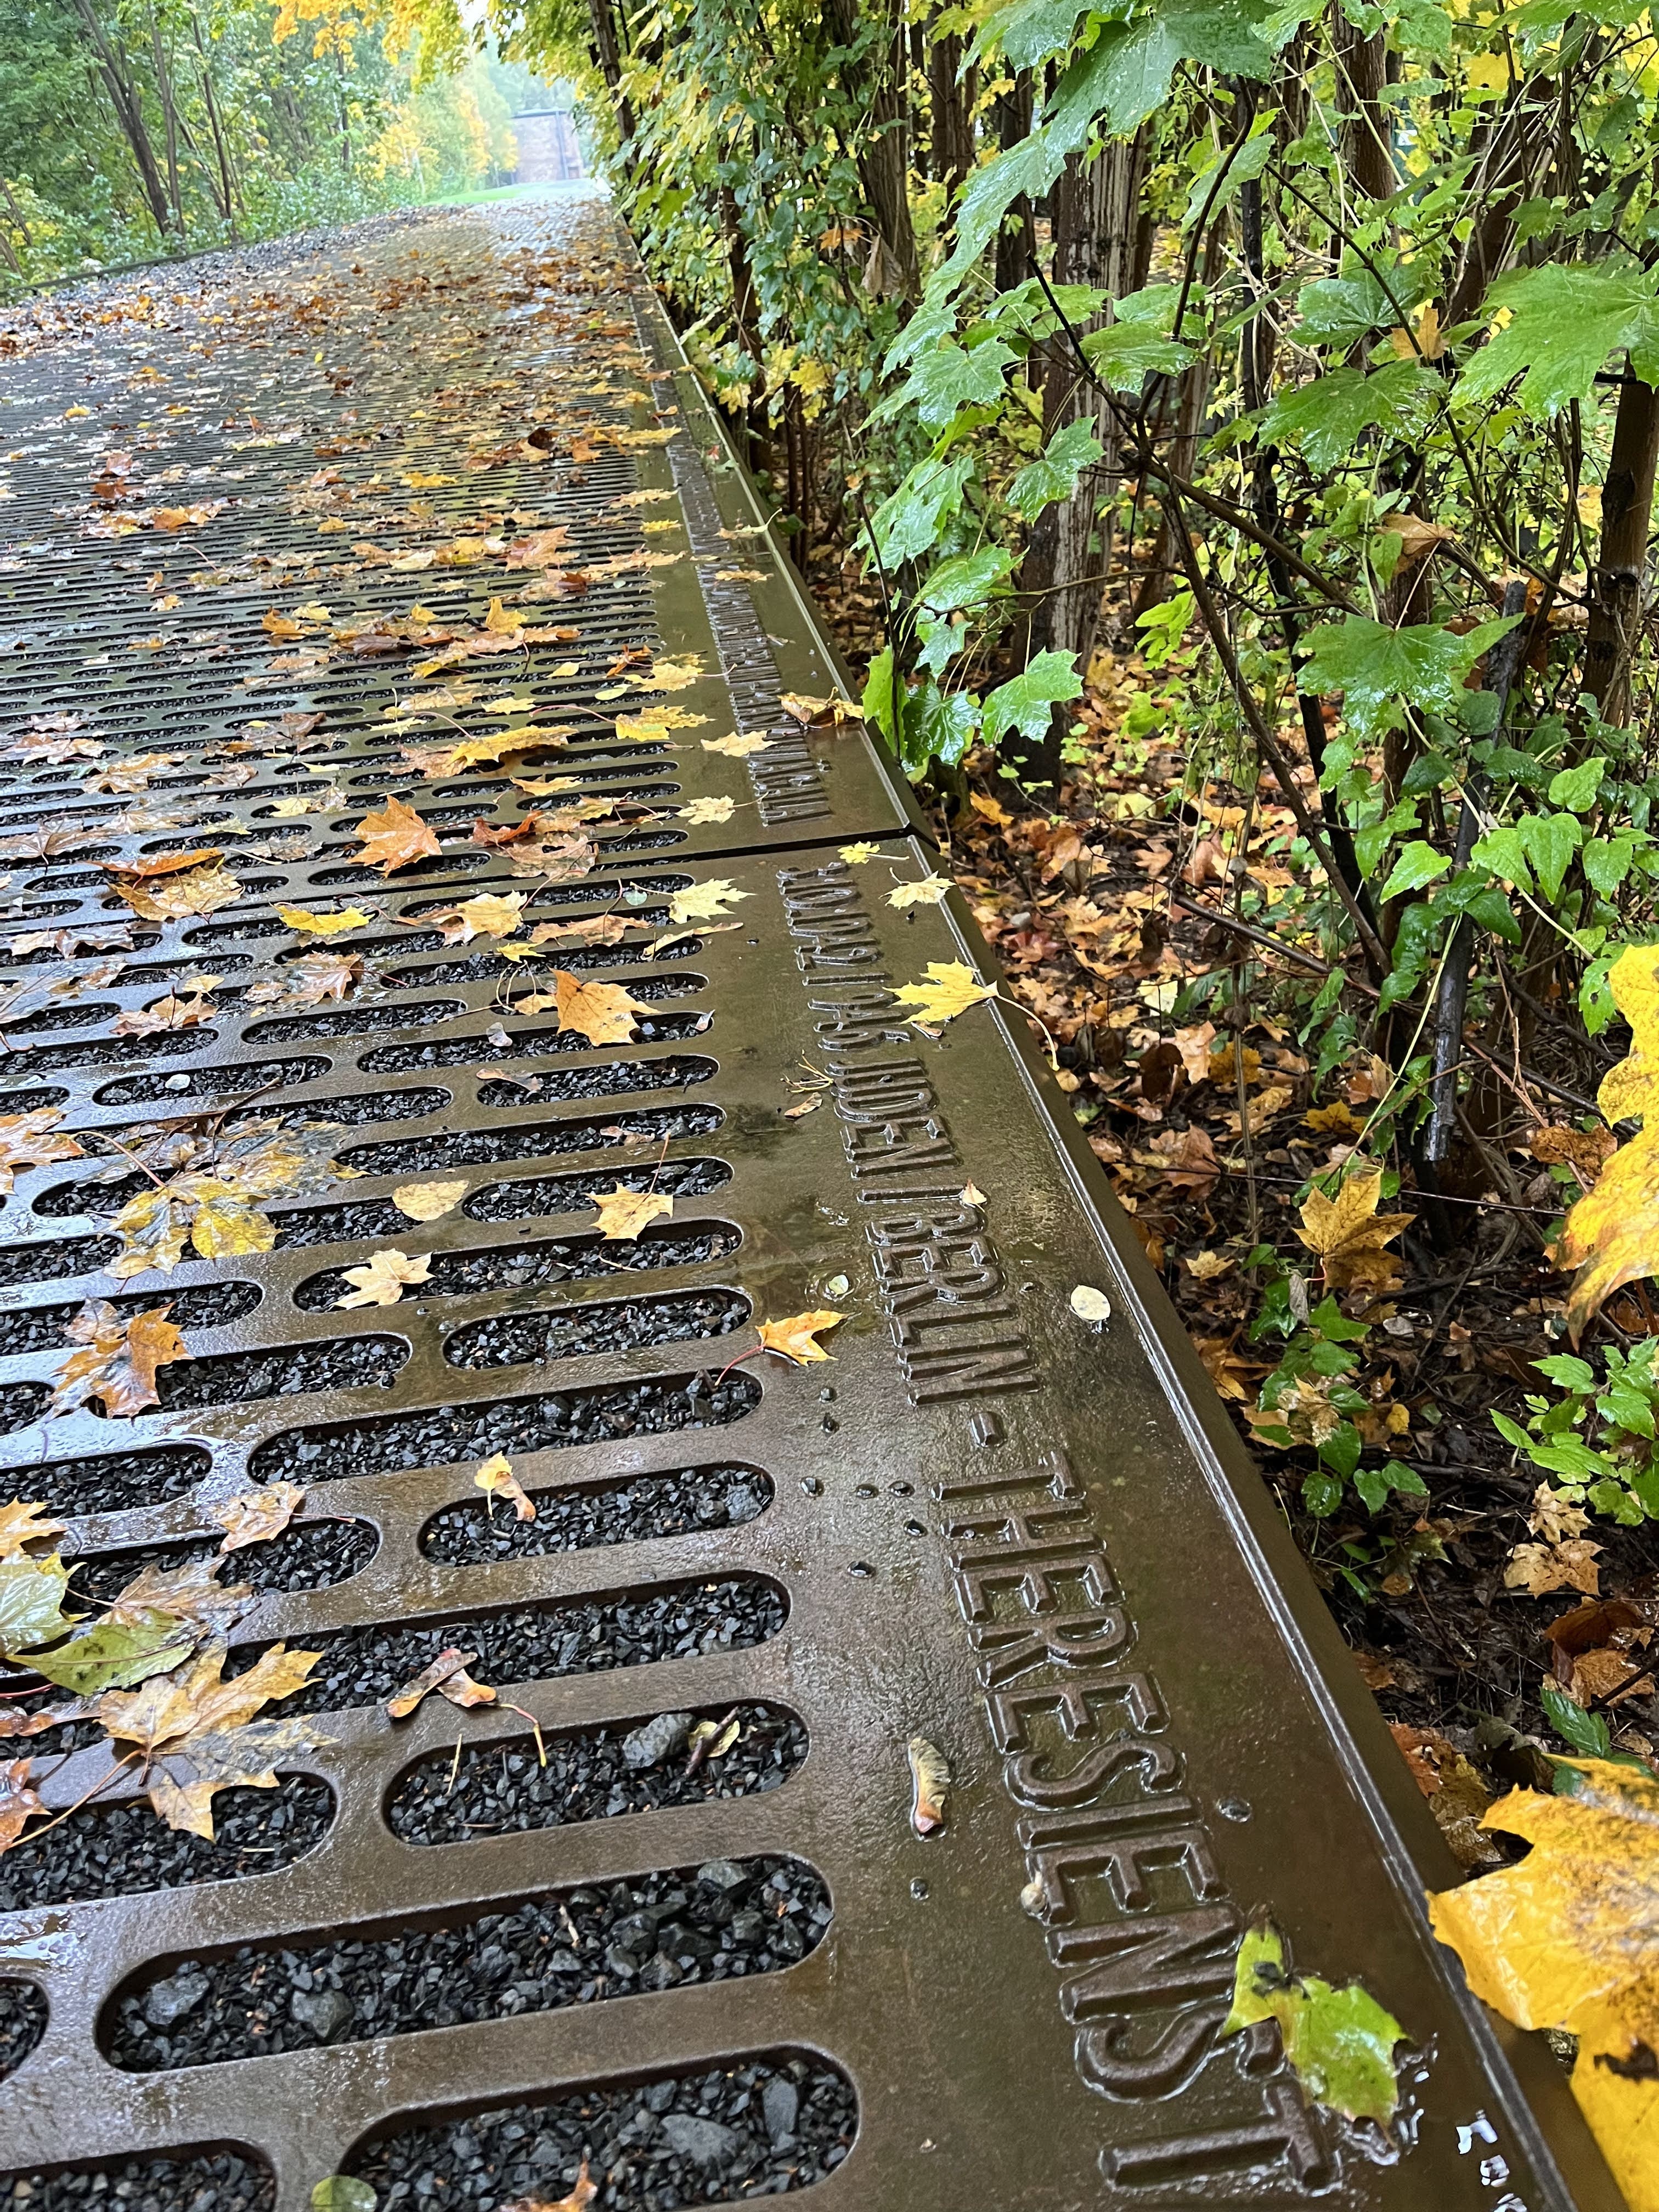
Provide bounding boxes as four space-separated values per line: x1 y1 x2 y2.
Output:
418 1463 771 1563
475 1051 716 1109
0 2151 274 2212
107 1856 829 2071
145 1331 407 1413
295 1221 742 1304
441 1286 749 1372
622 1709 693 1768
348 2056 856 2209
0 1233 119 1288
0 1442 209 1519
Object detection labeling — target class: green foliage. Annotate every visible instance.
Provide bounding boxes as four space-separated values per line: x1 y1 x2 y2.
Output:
1493 1340 1659 1525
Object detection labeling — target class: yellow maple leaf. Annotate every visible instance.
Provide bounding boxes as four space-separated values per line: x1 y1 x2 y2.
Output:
115 864 241 921
353 794 442 874
100 1642 320 1759
589 1185 674 1239
667 878 750 927
453 890 528 940
276 904 371 936
393 1178 467 1222
757 1308 845 1364
1430 1760 1659 2212
679 795 737 825
336 1248 432 1307
614 708 707 740
888 876 951 909
555 969 648 1046
702 732 772 758
1293 1166 1414 1294
210 1481 306 1553
1558 946 1659 1339
894 961 998 1030
640 657 702 690
50 1301 190 1418
838 842 878 865
0 1500 67 1561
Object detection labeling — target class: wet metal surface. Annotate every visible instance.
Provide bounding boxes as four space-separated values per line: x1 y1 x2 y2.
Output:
0 194 1622 2210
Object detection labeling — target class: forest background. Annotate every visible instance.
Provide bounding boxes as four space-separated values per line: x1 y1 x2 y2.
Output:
0 0 558 289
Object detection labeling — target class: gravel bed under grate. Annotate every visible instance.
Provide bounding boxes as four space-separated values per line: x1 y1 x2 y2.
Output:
442 1287 749 1372
419 1464 770 1564
109 1855 828 2072
95 1054 331 1107
251 1367 758 1485
0 1979 47 2082
0 1234 119 1286
294 1223 743 1310
0 1442 209 1518
336 1100 723 1177
0 1280 261 1357
358 1011 706 1075
0 2151 274 2212
463 1156 731 1222
143 1331 408 1414
0 1778 335 1915
349 2056 856 2209
65 1517 379 1605
388 1701 805 1847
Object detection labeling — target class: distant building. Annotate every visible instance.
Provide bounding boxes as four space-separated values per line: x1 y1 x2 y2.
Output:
511 110 585 183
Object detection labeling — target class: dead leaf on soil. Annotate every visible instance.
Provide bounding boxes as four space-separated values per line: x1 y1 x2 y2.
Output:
1294 1167 1414 1295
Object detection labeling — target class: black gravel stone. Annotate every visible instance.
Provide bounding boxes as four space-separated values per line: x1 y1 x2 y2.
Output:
0 1000 119 1036
0 1442 208 1517
474 1053 716 1108
348 2056 855 2208
65 1517 378 1606
0 2152 274 2211
0 1383 50 1434
142 1330 407 1414
0 1234 119 1287
95 1054 330 1107
420 1463 771 1564
336 1100 723 1178
0 1978 46 2081
464 1155 731 1221
311 849 491 888
13 1025 214 1075
251 1367 759 1485
388 1701 805 1846
225 1576 786 1720
0 1778 334 1915
359 1011 706 1075
442 1286 749 1370
108 1854 829 2072
0 1280 260 1356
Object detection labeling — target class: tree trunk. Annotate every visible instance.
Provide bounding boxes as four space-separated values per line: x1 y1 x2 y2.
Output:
71 0 173 240
928 22 975 209
588 0 637 146
825 0 920 301
148 7 186 237
1334 18 1394 206
1016 129 1146 789
191 13 241 230
994 72 1035 297
1584 369 1659 727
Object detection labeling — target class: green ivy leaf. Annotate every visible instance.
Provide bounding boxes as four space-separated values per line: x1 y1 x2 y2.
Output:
1008 419 1104 518
1457 259 1659 417
1377 838 1449 901
1260 362 1439 472
1549 758 1606 814
1223 1919 1408 2125
982 650 1083 746
1582 836 1637 896
1299 613 1517 743
1541 1679 1614 1762
1470 822 1533 891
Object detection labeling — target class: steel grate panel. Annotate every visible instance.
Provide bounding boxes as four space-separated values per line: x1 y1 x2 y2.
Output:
0 195 1620 2212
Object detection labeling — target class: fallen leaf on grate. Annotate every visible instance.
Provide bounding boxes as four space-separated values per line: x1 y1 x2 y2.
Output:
702 732 771 757
589 1185 673 1239
146 1715 338 1840
386 1646 482 1720
114 862 241 921
888 875 952 909
352 794 442 873
667 877 750 927
247 952 362 1007
311 2181 377 2212
100 847 220 881
0 1501 66 1561
475 1453 536 1521
103 1559 251 1639
0 1759 45 1852
276 903 372 936
392 1178 467 1222
101 1641 322 1759
894 960 998 1030
555 969 648 1046
211 1482 307 1553
502 2158 596 2212
908 1737 950 1835
50 1300 191 1418
758 1309 845 1364
679 795 737 823
336 1247 432 1306
0 1109 83 1192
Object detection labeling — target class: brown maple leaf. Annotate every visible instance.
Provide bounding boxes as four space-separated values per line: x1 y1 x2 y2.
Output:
0 1108 83 1193
352 794 442 874
0 1758 45 1853
757 1309 845 1364
1294 1167 1415 1294
210 1481 307 1553
50 1301 191 1418
554 969 648 1046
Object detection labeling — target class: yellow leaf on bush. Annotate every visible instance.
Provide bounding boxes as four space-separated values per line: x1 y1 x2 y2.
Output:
1430 1759 1659 2210
1558 946 1659 1339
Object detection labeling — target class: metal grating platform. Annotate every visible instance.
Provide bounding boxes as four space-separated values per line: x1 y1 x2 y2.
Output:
0 193 1621 2212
